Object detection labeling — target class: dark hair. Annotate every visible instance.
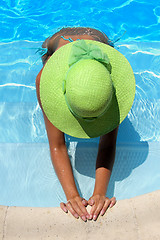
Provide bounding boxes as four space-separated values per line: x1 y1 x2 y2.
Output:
41 27 113 64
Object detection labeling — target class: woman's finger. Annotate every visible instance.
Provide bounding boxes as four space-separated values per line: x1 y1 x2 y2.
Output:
77 200 90 220
100 198 111 216
109 197 116 208
89 200 98 220
88 197 95 206
67 200 89 221
100 197 116 215
91 198 105 221
71 200 88 221
61 197 92 221
60 202 68 213
66 200 79 219
81 198 88 206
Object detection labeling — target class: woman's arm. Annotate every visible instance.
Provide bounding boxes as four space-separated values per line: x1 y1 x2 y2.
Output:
43 113 79 200
36 72 90 221
88 127 118 220
43 113 90 221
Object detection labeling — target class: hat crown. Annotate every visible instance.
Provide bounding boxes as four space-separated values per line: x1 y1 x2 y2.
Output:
40 39 135 138
65 59 113 119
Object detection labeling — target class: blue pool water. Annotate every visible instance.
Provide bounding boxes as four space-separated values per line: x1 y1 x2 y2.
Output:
0 0 160 207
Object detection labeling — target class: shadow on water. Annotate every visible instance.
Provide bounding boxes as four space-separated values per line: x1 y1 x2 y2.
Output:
72 117 149 199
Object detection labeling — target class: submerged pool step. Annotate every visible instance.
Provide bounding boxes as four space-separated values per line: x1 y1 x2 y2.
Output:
0 142 159 207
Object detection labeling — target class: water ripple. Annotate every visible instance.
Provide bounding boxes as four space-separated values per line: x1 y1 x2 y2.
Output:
110 0 134 11
0 83 36 90
0 0 159 42
134 70 160 79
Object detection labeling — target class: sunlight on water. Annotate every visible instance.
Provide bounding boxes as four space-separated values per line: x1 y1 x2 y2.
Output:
0 0 159 42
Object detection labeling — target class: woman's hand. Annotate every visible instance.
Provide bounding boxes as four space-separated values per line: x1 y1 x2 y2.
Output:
60 196 91 222
88 195 116 221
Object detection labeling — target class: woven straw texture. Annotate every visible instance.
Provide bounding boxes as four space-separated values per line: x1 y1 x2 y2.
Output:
40 40 135 138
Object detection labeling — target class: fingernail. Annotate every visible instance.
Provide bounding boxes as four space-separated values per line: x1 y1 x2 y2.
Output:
110 203 113 208
93 215 97 221
82 200 87 206
86 214 90 219
82 216 87 222
100 210 104 216
64 208 68 213
89 214 93 219
90 199 94 205
74 213 79 219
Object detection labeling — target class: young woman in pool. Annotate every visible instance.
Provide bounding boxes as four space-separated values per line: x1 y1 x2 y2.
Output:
36 27 135 221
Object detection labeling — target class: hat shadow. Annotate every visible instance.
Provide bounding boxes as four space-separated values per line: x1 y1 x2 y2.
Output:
72 117 149 199
74 91 120 138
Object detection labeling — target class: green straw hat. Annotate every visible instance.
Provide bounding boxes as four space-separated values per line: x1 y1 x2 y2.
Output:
40 40 135 138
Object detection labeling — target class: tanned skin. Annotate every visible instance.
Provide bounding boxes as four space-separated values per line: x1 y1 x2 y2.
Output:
36 33 118 221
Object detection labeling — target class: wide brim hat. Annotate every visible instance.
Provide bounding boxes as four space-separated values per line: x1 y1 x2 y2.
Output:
40 40 135 138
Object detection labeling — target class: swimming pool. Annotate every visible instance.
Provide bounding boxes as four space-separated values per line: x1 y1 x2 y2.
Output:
0 0 160 207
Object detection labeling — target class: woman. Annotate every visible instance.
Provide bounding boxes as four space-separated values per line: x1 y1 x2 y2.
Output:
35 27 135 221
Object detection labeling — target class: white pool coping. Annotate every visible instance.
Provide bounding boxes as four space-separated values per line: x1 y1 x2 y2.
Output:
0 190 159 240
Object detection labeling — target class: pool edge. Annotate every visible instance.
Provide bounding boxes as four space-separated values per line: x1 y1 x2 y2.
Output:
0 190 160 239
